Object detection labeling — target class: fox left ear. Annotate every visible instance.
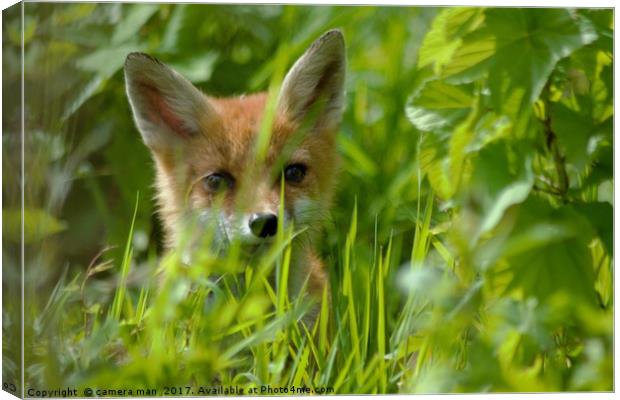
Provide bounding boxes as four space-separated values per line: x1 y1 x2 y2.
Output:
277 29 346 131
124 52 216 153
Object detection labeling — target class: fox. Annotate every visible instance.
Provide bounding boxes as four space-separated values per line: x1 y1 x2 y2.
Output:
123 30 346 306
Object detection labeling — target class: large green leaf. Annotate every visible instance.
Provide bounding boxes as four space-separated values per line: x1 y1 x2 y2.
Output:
441 29 495 83
417 8 484 75
408 81 523 202
406 79 473 132
508 238 596 304
550 40 613 175
499 199 598 304
406 79 473 198
411 89 479 199
550 103 596 171
483 9 597 112
434 9 597 114
570 202 613 256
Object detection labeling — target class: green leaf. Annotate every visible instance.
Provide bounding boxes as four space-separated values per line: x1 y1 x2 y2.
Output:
168 52 219 83
550 41 612 175
77 43 146 79
62 75 105 120
414 79 474 109
490 298 554 351
112 4 159 44
408 81 511 200
570 202 613 256
3 208 67 244
500 199 597 304
469 141 534 237
406 79 472 198
70 42 146 117
406 79 472 132
442 29 495 82
508 238 596 304
550 103 596 171
417 8 485 74
484 9 597 112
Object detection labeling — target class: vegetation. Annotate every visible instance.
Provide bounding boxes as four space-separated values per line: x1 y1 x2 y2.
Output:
2 4 613 395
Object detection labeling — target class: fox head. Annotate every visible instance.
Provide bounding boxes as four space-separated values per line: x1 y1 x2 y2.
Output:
124 30 346 254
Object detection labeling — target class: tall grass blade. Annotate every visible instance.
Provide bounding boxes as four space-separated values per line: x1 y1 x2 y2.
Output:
109 192 140 321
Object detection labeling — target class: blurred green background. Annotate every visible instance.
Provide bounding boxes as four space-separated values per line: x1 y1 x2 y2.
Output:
4 3 435 273
2 3 613 394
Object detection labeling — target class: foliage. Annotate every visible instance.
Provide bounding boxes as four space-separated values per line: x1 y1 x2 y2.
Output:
2 4 612 395
405 7 613 391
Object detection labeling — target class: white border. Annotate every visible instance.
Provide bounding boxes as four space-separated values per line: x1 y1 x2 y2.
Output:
0 1 616 400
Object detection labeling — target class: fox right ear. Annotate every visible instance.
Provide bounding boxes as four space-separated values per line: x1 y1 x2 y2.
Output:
277 29 346 132
124 53 215 152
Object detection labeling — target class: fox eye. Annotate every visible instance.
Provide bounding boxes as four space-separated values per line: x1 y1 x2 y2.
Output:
203 172 234 193
284 163 307 184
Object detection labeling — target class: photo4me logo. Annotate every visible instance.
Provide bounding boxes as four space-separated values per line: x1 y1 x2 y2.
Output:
164 385 335 396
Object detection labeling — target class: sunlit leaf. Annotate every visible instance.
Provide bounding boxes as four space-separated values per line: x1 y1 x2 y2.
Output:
112 4 159 44
3 208 67 244
417 8 484 75
76 43 146 79
442 29 495 82
406 79 472 132
169 52 219 83
408 83 480 199
483 9 597 112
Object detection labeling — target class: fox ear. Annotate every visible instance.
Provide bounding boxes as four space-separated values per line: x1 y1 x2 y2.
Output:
124 53 215 151
278 29 346 131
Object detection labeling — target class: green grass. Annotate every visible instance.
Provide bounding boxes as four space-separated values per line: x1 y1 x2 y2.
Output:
28 186 441 394
27 172 612 393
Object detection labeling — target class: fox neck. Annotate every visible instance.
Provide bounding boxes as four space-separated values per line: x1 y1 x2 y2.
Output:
289 242 327 299
152 154 188 249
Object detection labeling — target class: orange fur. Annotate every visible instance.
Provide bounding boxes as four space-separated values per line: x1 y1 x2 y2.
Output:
126 30 346 306
151 93 337 298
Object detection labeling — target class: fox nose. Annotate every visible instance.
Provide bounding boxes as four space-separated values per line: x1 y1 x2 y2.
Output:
249 213 278 238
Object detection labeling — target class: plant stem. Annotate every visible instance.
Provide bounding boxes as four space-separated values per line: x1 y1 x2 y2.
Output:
542 86 569 199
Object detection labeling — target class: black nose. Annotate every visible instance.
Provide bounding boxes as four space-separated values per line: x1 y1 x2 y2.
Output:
249 213 278 238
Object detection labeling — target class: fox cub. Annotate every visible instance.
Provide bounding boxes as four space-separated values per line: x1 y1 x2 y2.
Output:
124 30 345 302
